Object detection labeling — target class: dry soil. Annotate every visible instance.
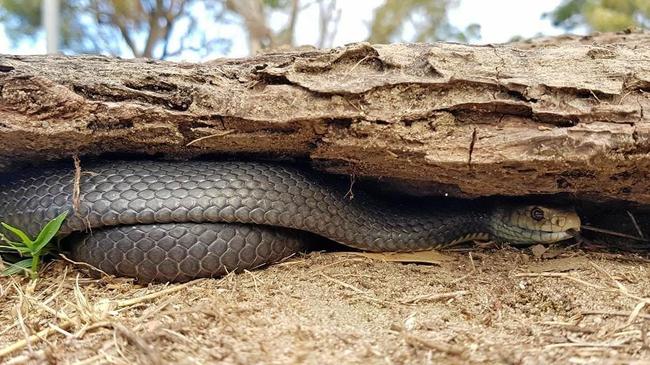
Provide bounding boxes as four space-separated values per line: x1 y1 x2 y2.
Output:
2 246 650 364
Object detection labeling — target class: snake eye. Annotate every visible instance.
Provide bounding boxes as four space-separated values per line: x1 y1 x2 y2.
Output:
530 207 545 221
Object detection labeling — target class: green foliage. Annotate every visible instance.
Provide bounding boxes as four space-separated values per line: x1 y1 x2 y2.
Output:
0 0 94 52
0 0 479 58
0 0 228 58
263 0 291 9
368 0 480 43
547 0 650 31
0 211 68 279
0 0 42 41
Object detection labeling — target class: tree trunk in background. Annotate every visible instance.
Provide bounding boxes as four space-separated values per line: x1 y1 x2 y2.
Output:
0 31 648 207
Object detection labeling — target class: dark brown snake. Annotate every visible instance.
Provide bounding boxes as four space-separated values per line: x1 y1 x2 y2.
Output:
0 161 580 282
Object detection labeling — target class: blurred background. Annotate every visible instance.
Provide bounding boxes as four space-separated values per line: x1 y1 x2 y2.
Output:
0 0 647 61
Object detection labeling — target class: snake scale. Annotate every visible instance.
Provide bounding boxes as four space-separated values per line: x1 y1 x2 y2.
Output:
0 161 580 282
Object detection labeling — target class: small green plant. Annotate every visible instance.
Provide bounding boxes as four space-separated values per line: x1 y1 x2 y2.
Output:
0 211 68 279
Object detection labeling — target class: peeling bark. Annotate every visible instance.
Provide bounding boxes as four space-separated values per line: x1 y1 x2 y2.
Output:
0 31 648 205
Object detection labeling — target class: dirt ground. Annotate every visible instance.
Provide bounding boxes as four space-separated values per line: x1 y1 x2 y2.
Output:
2 245 650 365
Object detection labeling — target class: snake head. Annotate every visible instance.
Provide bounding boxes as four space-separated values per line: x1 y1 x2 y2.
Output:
490 205 581 244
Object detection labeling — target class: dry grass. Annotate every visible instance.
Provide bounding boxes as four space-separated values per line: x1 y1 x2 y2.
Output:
2 248 650 364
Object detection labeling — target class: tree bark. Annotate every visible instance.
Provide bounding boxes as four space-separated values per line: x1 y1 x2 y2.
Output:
0 31 648 205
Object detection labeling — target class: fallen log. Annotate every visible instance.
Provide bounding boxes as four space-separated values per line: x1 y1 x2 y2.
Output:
0 30 648 208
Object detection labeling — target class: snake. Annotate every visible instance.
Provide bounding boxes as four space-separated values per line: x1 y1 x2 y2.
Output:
0 160 581 282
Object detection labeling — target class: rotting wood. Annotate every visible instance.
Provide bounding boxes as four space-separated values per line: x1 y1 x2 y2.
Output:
0 31 648 204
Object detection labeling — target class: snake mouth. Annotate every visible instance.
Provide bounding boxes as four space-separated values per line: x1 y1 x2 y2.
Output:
550 230 578 243
566 228 580 237
549 227 581 242
510 227 579 244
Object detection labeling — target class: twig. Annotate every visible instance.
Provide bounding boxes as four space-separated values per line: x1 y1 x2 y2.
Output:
0 322 73 358
450 272 474 284
59 254 112 280
48 323 74 338
25 294 73 324
116 278 206 307
0 323 18 337
343 173 356 200
626 301 647 326
401 291 467 305
15 288 32 353
581 225 650 242
344 55 371 76
42 267 68 306
468 252 476 272
581 311 650 320
319 273 368 295
404 334 466 357
186 130 234 146
318 273 386 304
114 323 162 365
545 342 624 349
627 210 645 238
589 89 602 103
73 321 113 338
467 127 477 167
541 322 595 334
71 155 93 232
72 155 81 214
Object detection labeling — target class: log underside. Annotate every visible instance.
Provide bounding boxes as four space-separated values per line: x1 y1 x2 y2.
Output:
0 31 649 209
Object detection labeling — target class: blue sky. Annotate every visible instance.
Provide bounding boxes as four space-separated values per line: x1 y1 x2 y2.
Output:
0 0 578 60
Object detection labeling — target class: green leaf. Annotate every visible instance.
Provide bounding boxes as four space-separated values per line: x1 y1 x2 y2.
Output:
1 222 33 248
0 240 31 250
0 245 31 255
32 211 68 253
0 241 24 249
1 258 32 276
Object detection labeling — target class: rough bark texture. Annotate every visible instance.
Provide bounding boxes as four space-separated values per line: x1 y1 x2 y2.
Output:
0 31 648 205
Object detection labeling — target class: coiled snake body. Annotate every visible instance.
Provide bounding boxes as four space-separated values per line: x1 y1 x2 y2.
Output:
0 161 580 282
